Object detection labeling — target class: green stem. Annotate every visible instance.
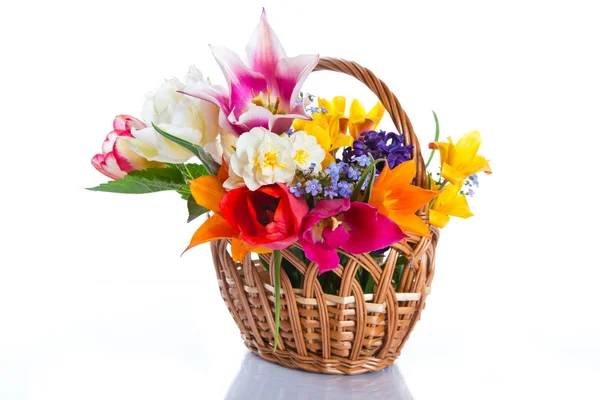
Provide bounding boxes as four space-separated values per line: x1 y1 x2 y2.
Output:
425 110 440 169
273 250 281 352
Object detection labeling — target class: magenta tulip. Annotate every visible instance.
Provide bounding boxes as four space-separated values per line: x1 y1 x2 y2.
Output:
299 198 407 273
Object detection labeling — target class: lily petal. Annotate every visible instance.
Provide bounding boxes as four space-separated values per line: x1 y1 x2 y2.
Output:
429 209 450 229
440 162 465 185
386 211 431 237
367 102 385 129
269 111 311 134
453 130 482 166
245 9 286 87
275 54 319 110
210 45 268 114
231 236 250 262
190 176 227 214
237 106 275 132
185 213 237 253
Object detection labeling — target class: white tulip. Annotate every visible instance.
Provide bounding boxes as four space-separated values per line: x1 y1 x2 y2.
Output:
123 66 222 164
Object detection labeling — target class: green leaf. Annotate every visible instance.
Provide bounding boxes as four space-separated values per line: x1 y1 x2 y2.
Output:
425 110 440 169
87 167 186 194
186 195 209 223
351 162 377 202
273 250 281 352
392 255 407 291
184 163 209 179
152 123 219 175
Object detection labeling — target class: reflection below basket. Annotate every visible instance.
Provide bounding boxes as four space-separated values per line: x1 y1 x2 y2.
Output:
225 352 414 400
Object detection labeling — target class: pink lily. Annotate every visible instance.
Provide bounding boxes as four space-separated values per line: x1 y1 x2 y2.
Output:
299 198 407 273
181 9 319 135
91 115 162 179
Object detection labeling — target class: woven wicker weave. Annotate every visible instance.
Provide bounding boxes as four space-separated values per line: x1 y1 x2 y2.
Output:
210 57 439 375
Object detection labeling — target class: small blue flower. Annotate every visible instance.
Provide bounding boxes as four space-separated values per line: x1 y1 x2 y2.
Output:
355 155 370 167
336 162 349 175
469 174 479 188
347 166 360 181
337 180 353 197
324 162 341 177
361 173 372 191
305 179 323 196
290 182 305 197
467 188 475 197
323 185 338 199
286 127 295 135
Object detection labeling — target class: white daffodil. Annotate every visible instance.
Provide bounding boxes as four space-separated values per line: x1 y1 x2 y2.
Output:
122 65 222 164
228 127 296 191
289 130 326 172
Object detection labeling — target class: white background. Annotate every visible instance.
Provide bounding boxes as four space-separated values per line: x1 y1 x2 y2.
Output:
1 0 599 399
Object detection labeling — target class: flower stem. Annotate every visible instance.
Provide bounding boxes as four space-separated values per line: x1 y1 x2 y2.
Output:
273 250 281 352
438 179 448 191
425 110 440 169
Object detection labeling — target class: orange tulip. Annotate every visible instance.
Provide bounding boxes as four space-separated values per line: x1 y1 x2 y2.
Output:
369 160 438 237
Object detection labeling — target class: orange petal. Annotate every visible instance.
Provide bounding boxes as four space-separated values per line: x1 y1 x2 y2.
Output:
387 211 431 237
190 175 226 214
184 214 237 253
231 237 249 262
247 244 273 254
387 184 438 214
217 158 229 183
386 160 417 186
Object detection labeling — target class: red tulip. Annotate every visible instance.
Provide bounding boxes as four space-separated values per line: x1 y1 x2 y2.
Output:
219 183 308 250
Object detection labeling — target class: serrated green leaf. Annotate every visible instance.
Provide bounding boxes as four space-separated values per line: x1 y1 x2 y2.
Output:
187 195 209 223
87 167 186 194
184 163 209 179
152 123 219 175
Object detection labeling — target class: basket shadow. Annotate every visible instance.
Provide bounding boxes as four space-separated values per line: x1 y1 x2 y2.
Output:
225 352 414 400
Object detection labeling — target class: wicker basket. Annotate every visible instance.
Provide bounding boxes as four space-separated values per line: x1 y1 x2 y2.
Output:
210 57 439 375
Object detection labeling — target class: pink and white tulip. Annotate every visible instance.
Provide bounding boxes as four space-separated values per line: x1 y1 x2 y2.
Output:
181 9 319 136
91 115 162 179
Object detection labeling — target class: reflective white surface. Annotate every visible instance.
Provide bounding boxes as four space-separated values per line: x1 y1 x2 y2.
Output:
1 280 598 399
226 353 413 400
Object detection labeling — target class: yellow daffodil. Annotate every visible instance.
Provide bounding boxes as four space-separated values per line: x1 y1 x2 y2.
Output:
429 130 492 185
346 98 385 140
428 178 473 228
292 96 385 166
369 160 439 237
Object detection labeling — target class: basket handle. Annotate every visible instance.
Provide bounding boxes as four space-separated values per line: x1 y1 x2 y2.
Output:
313 57 428 190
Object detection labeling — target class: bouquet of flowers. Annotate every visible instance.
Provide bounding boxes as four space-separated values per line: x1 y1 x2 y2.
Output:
90 10 492 373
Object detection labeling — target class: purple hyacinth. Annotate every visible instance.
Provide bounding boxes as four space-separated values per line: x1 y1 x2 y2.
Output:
343 130 414 171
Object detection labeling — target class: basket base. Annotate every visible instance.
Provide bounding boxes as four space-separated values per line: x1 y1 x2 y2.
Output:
244 340 396 375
